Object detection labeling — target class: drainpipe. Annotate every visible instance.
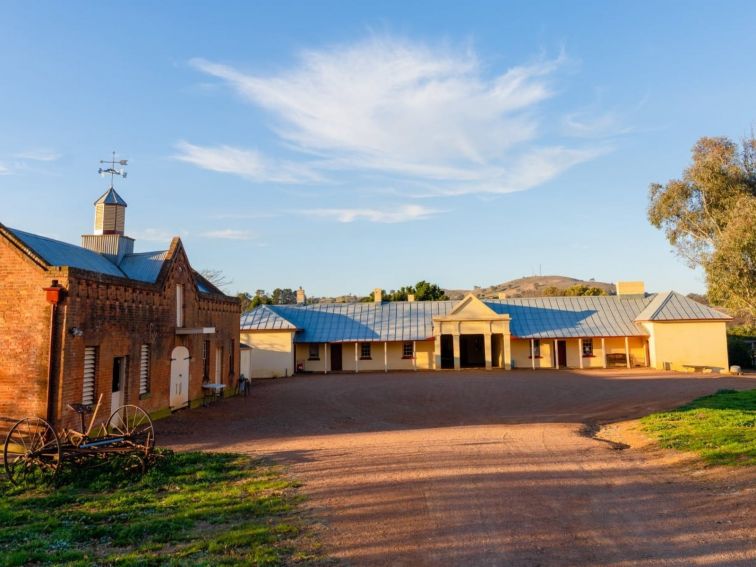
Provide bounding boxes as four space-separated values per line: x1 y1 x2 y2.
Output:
43 281 65 424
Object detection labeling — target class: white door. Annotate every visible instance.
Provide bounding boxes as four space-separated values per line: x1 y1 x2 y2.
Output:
111 356 125 414
170 346 190 409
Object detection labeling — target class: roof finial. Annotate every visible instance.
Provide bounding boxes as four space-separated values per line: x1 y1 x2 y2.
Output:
98 151 128 189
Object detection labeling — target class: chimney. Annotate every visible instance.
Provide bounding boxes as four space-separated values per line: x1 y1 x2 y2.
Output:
616 281 645 297
407 294 415 302
296 287 306 304
374 288 383 303
497 291 508 300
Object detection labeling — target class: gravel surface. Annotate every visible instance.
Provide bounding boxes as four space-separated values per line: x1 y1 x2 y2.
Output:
158 370 756 566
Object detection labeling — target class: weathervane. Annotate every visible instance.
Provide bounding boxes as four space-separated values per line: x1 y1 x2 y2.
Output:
98 151 128 188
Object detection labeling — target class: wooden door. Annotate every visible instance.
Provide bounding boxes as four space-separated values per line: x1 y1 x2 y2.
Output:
170 346 190 409
331 344 342 371
557 341 567 368
111 357 125 413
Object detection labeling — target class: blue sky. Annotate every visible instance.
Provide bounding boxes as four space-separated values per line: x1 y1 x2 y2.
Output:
2 1 755 296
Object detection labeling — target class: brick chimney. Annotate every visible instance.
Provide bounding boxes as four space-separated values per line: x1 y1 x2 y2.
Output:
374 288 383 303
616 281 645 297
407 294 415 302
296 287 306 304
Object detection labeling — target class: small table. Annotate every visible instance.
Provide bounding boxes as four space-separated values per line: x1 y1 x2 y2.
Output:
202 383 226 406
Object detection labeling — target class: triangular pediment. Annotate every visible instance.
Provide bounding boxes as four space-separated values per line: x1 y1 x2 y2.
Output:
448 294 500 318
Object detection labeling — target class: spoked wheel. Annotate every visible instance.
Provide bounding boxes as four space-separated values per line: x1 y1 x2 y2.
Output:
4 417 62 487
105 405 155 455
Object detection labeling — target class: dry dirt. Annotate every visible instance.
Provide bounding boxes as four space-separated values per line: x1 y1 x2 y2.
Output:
157 370 756 566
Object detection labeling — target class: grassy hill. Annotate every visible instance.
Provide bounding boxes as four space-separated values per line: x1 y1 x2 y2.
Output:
444 275 616 300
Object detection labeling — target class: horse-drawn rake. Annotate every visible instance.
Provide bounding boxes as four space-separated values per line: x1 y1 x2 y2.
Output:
3 394 155 487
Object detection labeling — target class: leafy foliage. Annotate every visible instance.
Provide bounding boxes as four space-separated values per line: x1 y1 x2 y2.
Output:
648 135 756 316
0 450 323 566
541 284 607 297
641 389 756 466
362 280 449 302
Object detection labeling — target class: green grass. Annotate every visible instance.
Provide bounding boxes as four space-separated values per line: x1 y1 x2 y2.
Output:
0 450 326 566
641 389 756 466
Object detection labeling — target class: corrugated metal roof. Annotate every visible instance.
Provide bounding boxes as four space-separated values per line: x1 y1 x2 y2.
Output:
9 228 127 278
119 251 169 283
487 296 651 337
241 305 298 330
94 187 128 206
634 291 730 321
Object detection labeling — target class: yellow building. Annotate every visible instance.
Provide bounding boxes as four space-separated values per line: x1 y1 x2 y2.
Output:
239 282 731 377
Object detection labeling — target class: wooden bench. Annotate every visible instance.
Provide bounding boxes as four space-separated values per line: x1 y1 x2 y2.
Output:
606 353 627 367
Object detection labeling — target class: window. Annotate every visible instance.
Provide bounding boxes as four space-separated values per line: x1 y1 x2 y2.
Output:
582 339 594 357
360 342 372 360
532 339 541 358
229 340 235 376
308 344 320 361
403 342 414 358
215 346 223 384
139 344 150 395
82 346 97 405
202 340 210 381
176 284 184 327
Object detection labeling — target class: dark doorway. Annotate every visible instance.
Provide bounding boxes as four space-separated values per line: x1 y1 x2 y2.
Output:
330 344 342 371
441 335 454 369
556 340 567 368
460 334 485 368
491 334 503 368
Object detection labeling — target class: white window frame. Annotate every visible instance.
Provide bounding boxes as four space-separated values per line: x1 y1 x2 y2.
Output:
360 342 372 360
402 342 413 358
308 343 320 361
215 346 223 384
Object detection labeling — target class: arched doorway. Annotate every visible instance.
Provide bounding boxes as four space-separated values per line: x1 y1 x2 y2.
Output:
170 346 190 409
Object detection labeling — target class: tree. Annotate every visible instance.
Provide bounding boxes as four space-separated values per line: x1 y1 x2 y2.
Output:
199 269 233 292
237 292 255 313
648 135 756 316
413 280 449 301
542 284 606 297
270 288 297 305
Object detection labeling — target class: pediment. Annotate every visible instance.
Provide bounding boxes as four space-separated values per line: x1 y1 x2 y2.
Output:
444 294 503 319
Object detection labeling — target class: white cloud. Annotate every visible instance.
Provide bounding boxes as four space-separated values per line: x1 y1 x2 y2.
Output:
174 141 322 184
201 229 256 240
188 37 611 199
0 163 10 175
13 149 61 162
300 204 441 223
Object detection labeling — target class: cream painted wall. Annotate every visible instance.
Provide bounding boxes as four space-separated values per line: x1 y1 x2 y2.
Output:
641 321 729 372
240 330 295 378
295 343 326 373
510 337 648 369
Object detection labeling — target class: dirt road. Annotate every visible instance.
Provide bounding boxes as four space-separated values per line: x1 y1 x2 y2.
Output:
158 370 756 566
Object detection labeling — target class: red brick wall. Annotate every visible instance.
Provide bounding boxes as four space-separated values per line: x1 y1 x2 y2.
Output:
0 234 240 428
0 236 68 420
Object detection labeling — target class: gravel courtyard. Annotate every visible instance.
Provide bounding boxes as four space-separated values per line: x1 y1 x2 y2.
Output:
158 370 756 566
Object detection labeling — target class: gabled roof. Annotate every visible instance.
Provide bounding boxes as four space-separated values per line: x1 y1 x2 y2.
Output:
634 291 730 321
94 187 128 206
8 227 127 278
119 250 169 283
240 305 298 331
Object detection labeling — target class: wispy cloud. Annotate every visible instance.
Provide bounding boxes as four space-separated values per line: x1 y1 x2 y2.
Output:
187 36 614 200
201 229 256 240
173 141 323 184
13 149 61 162
0 163 10 175
300 204 441 223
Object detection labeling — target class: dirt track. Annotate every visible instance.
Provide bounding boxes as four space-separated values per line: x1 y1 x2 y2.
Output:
158 370 756 566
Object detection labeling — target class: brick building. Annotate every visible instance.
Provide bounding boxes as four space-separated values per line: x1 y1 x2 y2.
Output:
0 186 240 427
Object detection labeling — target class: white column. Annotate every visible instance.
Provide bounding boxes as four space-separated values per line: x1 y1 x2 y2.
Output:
602 338 607 369
453 334 461 370
384 341 388 373
413 341 417 371
554 339 559 369
625 337 631 369
355 342 359 374
578 338 584 369
643 340 649 367
434 334 442 369
484 333 493 370
531 339 536 370
324 343 328 374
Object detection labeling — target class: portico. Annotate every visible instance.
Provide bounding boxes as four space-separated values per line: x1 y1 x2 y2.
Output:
433 295 512 370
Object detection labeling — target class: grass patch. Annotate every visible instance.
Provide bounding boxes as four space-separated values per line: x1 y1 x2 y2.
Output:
641 389 756 466
0 450 326 566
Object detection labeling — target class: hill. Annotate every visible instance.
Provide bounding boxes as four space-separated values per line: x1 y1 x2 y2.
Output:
444 276 616 300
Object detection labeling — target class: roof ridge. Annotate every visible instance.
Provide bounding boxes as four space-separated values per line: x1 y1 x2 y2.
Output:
648 290 674 320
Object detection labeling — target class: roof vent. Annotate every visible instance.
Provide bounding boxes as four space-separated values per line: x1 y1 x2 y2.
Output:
616 281 645 297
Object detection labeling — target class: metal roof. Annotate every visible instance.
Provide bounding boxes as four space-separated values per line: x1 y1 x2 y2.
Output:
94 187 128 206
634 291 730 321
119 251 169 283
241 293 724 342
9 228 127 278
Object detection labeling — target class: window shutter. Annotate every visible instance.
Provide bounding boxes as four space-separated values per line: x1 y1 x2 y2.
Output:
83 347 97 405
139 344 150 395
